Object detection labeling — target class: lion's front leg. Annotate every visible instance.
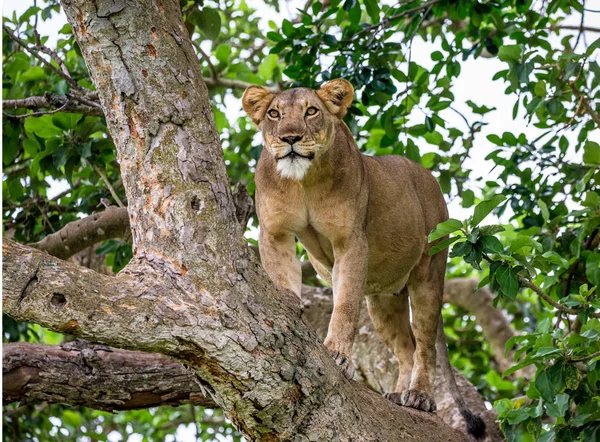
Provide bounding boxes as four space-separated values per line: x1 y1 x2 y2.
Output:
259 228 302 298
324 236 368 380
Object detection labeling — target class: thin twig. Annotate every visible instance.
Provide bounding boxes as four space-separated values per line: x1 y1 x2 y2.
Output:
574 0 585 50
569 350 600 362
193 42 218 80
569 81 600 128
33 30 70 77
549 24 600 33
92 164 125 208
3 100 69 119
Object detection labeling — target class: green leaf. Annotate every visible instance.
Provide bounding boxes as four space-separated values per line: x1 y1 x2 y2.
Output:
266 31 283 42
462 189 475 208
535 369 554 402
215 44 232 64
428 218 463 242
431 51 443 61
24 115 64 139
509 236 542 254
62 410 82 428
52 113 83 131
282 19 294 37
348 3 361 25
583 141 600 165
20 66 46 82
498 45 522 62
546 393 569 418
258 54 279 79
429 236 462 256
191 8 221 40
486 370 515 391
450 240 472 258
363 0 380 23
212 108 229 132
534 80 547 97
496 264 519 298
541 251 569 269
586 37 600 57
585 252 600 286
539 199 549 222
480 235 504 254
479 225 506 236
471 194 506 227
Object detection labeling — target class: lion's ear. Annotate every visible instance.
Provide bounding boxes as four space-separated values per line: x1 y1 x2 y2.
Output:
317 79 354 118
242 86 275 125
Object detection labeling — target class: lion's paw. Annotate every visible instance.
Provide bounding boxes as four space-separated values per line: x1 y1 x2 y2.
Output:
385 390 436 412
330 351 355 380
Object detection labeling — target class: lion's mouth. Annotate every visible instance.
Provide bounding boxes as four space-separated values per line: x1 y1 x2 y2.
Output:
276 150 315 161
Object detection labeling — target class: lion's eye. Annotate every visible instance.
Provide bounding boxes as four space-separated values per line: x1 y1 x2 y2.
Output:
306 107 319 116
267 109 280 119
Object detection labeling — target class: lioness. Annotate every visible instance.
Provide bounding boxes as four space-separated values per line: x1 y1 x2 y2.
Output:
242 79 485 439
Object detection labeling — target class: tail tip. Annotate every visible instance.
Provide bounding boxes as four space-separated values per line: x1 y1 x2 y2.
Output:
463 410 486 440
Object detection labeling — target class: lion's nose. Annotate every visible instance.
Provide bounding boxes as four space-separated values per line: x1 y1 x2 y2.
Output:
280 135 303 145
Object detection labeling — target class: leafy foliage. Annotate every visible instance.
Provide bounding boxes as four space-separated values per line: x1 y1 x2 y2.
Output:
3 0 600 440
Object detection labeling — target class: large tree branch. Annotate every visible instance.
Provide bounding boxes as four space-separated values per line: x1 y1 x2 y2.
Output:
3 238 463 442
3 342 216 411
3 282 503 440
32 207 130 260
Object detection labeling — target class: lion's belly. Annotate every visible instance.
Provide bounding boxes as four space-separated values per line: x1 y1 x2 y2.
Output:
297 219 425 296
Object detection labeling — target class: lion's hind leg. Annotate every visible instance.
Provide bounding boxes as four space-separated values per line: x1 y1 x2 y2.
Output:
365 290 417 402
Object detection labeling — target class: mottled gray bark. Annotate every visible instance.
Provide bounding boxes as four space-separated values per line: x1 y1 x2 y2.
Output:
4 283 503 441
2 0 467 440
33 207 131 260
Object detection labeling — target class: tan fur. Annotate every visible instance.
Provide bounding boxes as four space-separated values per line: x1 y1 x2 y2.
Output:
243 80 449 411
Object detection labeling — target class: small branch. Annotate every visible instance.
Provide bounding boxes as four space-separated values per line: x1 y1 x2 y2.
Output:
193 42 218 80
33 29 71 77
569 349 600 363
569 82 600 128
517 274 600 318
4 100 69 119
549 24 600 33
3 93 103 117
203 76 280 92
92 164 125 208
32 207 131 260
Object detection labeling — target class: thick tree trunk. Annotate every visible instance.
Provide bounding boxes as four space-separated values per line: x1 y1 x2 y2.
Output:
4 282 505 440
3 0 467 440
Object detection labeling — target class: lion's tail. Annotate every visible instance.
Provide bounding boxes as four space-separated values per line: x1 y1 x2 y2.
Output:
436 316 487 440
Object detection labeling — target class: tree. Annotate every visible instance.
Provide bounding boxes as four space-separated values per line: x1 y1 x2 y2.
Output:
2 0 599 441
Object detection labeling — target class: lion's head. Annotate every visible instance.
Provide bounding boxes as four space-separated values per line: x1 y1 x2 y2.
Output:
242 79 354 180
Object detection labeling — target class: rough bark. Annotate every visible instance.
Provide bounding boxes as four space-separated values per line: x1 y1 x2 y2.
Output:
3 341 216 411
3 0 466 440
32 207 131 260
4 282 504 441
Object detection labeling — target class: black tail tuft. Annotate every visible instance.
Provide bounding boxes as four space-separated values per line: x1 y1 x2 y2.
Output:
462 409 487 440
